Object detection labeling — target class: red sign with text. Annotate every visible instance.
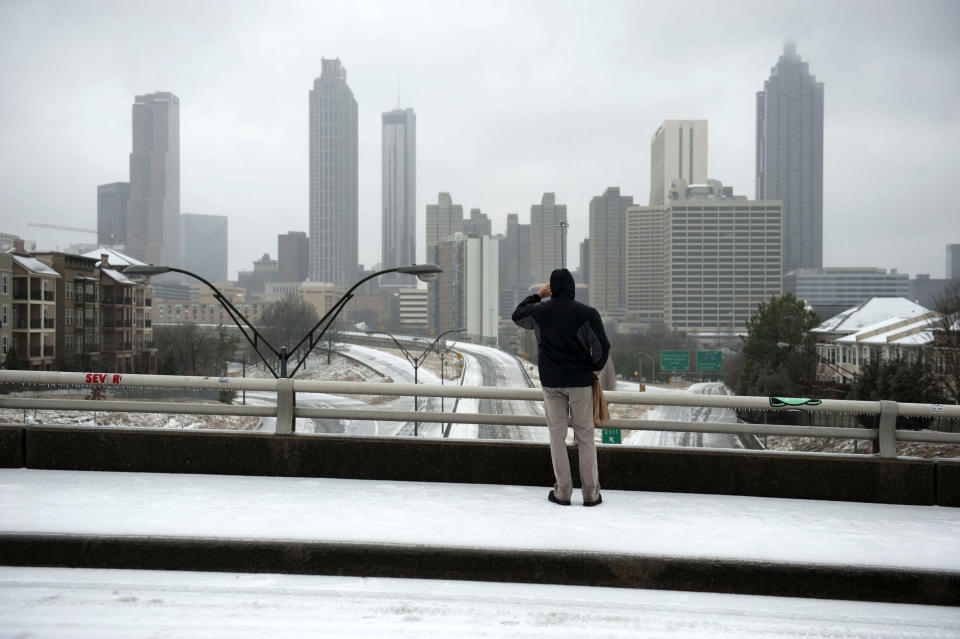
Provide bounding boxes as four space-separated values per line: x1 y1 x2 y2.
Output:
84 373 122 384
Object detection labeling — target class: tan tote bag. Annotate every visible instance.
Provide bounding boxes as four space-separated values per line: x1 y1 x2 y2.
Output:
592 375 611 426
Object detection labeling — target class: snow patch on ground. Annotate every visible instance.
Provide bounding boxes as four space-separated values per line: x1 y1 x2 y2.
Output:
1 567 957 639
3 469 957 572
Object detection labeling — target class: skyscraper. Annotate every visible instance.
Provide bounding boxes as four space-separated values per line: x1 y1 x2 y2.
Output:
126 92 180 266
756 41 824 272
97 182 129 247
947 244 960 279
627 179 782 332
463 208 492 236
309 59 358 286
429 233 499 345
180 213 228 282
382 108 416 284
589 187 634 314
649 120 707 206
498 213 531 318
278 231 309 283
530 193 567 282
425 192 463 257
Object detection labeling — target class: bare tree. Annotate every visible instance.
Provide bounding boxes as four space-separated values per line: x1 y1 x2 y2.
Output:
154 323 238 376
256 293 320 371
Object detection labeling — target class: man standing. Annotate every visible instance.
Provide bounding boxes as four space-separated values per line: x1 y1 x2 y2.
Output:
512 268 610 506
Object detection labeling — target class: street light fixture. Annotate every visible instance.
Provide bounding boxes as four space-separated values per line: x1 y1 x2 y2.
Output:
366 327 465 436
124 263 442 379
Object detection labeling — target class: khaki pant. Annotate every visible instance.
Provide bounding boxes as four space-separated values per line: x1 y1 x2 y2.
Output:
542 386 600 503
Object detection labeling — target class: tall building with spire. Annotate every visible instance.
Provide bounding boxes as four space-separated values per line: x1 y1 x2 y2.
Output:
126 92 179 266
649 120 707 206
756 41 824 272
309 58 358 286
381 108 416 285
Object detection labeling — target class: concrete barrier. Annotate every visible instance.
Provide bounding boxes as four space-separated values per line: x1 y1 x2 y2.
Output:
936 459 960 507
0 425 23 468
16 425 950 506
1 533 957 606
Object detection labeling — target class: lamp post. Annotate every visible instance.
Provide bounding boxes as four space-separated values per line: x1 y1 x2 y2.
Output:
637 351 655 389
367 327 465 436
124 263 442 380
435 333 464 412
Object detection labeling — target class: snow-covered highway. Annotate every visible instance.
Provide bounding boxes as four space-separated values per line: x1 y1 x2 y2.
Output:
252 340 747 450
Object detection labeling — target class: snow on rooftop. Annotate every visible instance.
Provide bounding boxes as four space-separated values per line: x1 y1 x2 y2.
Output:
80 246 145 267
10 254 60 277
813 297 930 334
833 313 938 346
100 267 135 285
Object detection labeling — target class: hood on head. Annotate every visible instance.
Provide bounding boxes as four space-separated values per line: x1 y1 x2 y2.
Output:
549 268 576 300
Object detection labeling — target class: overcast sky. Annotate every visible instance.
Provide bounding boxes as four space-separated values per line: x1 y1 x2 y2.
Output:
1 0 958 280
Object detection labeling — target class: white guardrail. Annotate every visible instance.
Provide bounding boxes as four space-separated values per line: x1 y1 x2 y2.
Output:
1 370 959 459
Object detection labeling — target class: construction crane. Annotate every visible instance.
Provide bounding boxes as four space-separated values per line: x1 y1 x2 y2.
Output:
27 222 140 242
28 222 97 234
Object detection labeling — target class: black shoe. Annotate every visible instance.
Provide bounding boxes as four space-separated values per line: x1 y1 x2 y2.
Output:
548 490 571 506
583 494 603 507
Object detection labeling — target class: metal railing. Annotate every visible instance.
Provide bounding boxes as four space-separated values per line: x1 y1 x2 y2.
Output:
0 370 959 459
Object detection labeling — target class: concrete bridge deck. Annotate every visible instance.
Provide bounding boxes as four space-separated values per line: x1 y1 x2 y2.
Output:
1 468 958 607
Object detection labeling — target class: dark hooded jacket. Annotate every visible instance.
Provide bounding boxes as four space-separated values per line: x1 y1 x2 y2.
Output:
512 268 610 388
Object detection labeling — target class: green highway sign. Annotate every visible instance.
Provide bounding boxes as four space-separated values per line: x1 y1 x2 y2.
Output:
601 428 621 444
660 350 690 371
696 350 723 372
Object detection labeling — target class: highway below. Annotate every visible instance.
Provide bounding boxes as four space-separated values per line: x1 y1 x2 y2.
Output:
455 342 546 442
627 381 745 449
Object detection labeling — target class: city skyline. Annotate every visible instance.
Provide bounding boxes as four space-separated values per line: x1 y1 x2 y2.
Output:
1 1 957 280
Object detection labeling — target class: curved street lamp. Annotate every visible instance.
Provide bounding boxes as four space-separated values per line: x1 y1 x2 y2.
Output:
124 263 442 379
366 326 465 435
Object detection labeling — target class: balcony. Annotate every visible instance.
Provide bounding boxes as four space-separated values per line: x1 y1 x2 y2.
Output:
145 320 152 327
30 347 40 357
102 298 114 305
123 297 133 305
30 291 42 301
44 291 54 301
145 299 152 307
85 294 95 303
13 291 27 301
44 319 54 329
30 319 41 329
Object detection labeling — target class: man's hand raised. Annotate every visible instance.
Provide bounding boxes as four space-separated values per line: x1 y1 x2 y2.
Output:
537 284 552 299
